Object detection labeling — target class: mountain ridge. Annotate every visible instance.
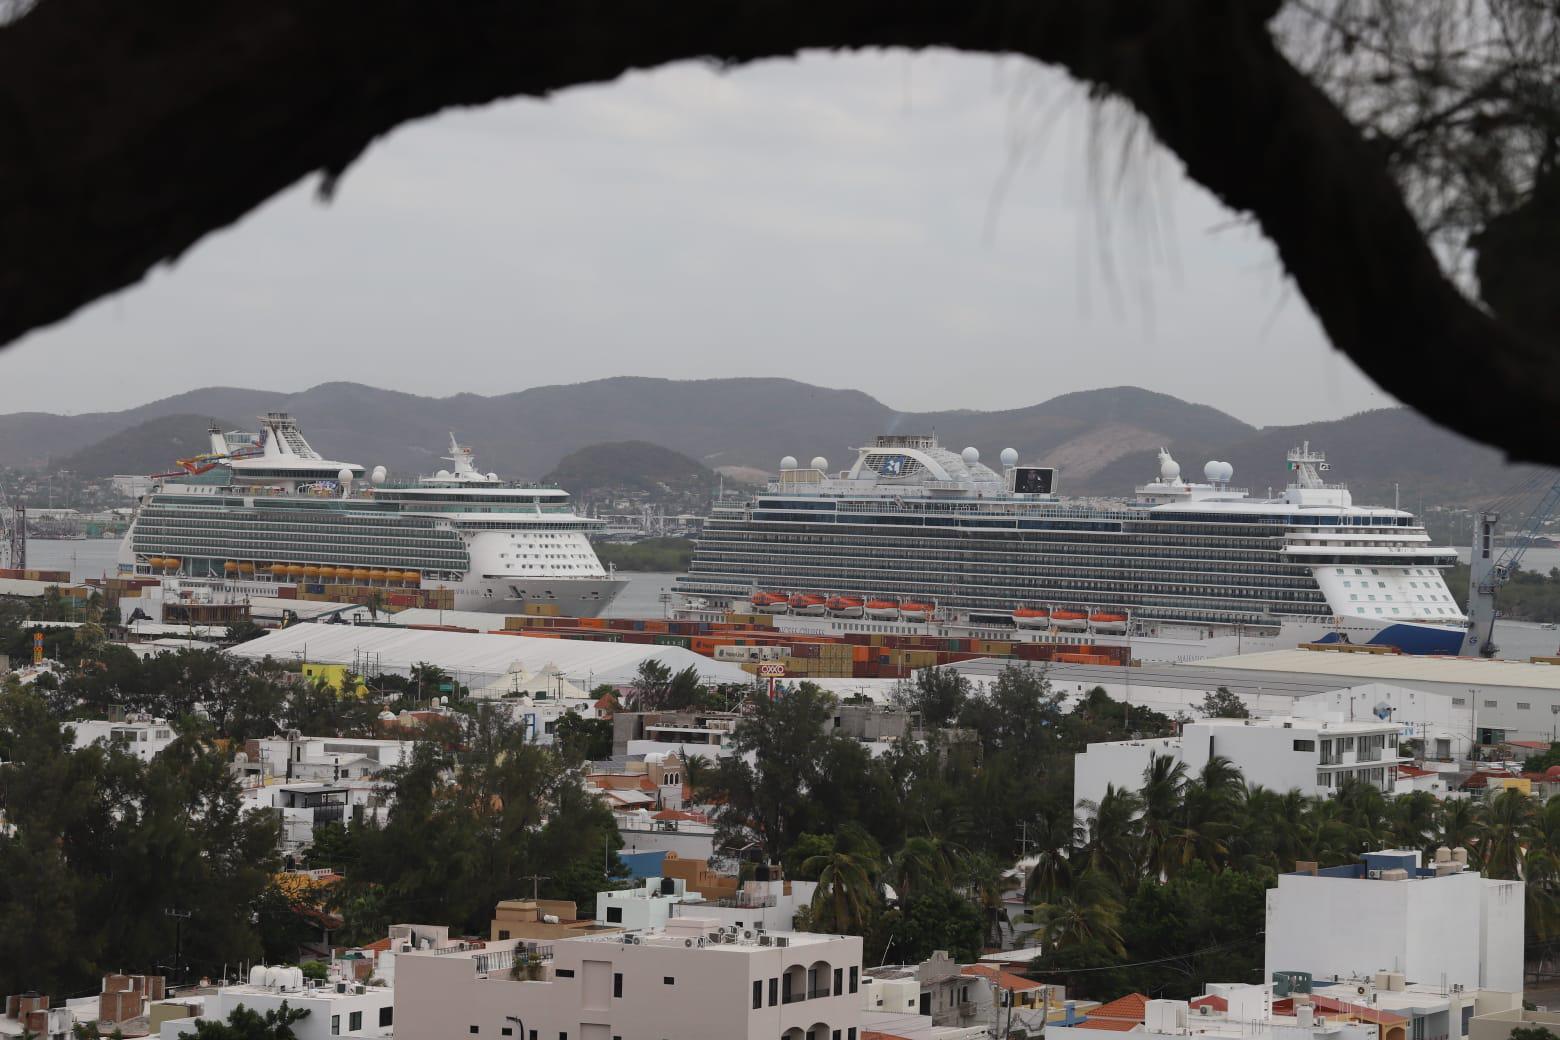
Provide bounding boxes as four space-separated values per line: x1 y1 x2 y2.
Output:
2 378 1538 507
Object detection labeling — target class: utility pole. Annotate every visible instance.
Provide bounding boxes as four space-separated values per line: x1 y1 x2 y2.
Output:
519 875 550 901
164 907 192 981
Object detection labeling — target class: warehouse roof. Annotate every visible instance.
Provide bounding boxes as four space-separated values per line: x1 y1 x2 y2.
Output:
1196 648 1560 691
227 622 752 685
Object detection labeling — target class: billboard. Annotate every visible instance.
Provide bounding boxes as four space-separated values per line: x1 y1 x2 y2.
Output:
1012 467 1056 495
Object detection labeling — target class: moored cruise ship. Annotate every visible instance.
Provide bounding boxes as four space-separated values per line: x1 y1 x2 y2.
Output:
118 414 626 615
674 435 1468 661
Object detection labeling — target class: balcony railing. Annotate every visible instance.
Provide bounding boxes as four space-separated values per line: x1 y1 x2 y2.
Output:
783 992 807 1004
808 988 831 999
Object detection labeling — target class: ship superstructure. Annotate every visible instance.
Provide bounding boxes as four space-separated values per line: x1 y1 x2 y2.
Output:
675 436 1467 660
119 417 626 615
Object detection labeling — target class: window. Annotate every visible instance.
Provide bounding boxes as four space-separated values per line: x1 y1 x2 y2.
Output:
349 1013 362 1032
331 1017 340 1036
613 972 622 998
770 978 779 1006
1453 697 1466 706
470 1028 479 1035
753 980 763 1009
834 968 843 995
1485 700 1498 709
606 906 623 923
498 929 511 940
664 976 675 986
502 1031 512 1037
1293 739 1316 752
379 1009 393 1028
1519 702 1532 710
555 969 575 978
850 966 859 993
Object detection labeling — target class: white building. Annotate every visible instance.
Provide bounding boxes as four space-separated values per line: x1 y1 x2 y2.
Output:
69 715 177 761
1265 849 1524 994
246 734 419 781
667 877 820 933
156 970 394 1040
394 917 864 1040
1074 716 1405 808
597 878 692 930
240 780 391 853
1291 684 1472 762
1049 988 1376 1040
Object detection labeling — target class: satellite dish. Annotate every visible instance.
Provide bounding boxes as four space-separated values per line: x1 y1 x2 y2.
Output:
1159 452 1181 482
370 465 388 485
1218 461 1235 483
1204 461 1222 483
810 457 828 472
1373 701 1393 720
337 467 353 483
780 456 798 471
999 448 1018 467
961 446 980 465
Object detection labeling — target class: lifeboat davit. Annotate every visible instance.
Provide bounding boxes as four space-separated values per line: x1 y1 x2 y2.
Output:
826 595 865 619
865 598 901 620
751 591 790 614
1013 607 1050 630
1089 609 1129 634
1051 609 1089 632
789 593 828 617
899 600 934 622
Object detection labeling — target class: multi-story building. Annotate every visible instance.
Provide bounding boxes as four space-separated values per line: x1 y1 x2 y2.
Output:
1074 716 1406 808
155 970 394 1040
394 916 864 1040
1265 849 1524 994
68 715 177 762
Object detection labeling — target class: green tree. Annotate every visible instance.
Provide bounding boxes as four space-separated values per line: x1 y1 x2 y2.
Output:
1200 687 1249 719
802 845 880 935
554 712 613 763
178 1003 310 1040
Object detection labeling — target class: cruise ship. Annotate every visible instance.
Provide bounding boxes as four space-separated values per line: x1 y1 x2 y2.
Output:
118 414 626 615
674 435 1469 661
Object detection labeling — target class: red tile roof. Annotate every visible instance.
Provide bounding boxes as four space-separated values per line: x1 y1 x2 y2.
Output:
1190 995 1228 1011
361 937 393 952
1076 1019 1141 1031
1396 764 1436 779
1307 994 1410 1025
651 809 706 823
1505 739 1549 750
863 1032 915 1040
1090 993 1149 1022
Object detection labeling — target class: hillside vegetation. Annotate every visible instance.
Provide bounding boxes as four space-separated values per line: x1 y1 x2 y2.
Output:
542 441 714 505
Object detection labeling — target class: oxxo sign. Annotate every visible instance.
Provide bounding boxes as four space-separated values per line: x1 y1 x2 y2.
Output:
758 662 786 700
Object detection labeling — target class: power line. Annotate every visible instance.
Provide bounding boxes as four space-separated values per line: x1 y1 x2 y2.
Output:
1019 933 1264 975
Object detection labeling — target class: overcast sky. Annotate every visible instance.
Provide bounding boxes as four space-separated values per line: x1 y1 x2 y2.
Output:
0 50 1395 425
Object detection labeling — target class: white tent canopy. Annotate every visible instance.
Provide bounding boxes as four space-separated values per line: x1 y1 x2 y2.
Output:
228 622 751 687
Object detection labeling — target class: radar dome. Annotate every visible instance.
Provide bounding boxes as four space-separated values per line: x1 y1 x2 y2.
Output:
1216 461 1235 483
436 469 452 480
337 467 353 483
370 465 388 485
487 472 498 481
961 446 980 465
780 456 798 471
1159 453 1181 482
1000 447 1018 467
810 456 828 472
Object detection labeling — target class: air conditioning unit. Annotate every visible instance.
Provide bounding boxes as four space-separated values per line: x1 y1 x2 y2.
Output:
336 982 348 994
743 930 755 940
759 935 773 947
684 938 696 948
1356 985 1368 996
1199 1006 1212 1016
1367 869 1383 879
774 936 790 948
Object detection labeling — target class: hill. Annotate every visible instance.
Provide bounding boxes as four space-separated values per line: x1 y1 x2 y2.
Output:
0 377 1538 509
543 441 716 508
49 414 237 478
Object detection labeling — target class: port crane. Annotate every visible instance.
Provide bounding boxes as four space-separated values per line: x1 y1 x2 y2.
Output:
1465 472 1560 657
0 486 23 569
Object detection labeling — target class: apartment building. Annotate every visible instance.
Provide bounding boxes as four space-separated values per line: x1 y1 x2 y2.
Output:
394 916 864 1040
155 970 394 1040
69 715 177 761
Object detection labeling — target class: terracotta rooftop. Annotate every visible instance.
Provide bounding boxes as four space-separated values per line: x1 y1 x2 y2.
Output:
1089 993 1149 1022
1075 1019 1142 1031
1190 995 1228 1011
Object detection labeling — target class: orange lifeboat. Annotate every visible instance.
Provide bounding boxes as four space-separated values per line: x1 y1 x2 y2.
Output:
750 591 790 614
223 561 239 574
401 570 422 584
161 558 180 572
368 569 388 583
351 567 372 582
285 563 305 578
1089 609 1129 634
1013 607 1050 630
238 561 255 574
789 593 828 617
1051 609 1088 632
899 600 934 622
303 565 323 579
826 595 865 619
864 598 900 620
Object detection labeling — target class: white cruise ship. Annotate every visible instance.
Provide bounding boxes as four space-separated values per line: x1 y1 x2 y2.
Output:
118 414 626 615
674 436 1470 661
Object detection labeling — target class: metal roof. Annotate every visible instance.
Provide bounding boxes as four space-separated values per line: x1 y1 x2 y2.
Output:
227 622 751 686
1196 648 1560 691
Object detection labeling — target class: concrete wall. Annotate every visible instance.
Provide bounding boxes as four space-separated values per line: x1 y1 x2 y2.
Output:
1265 871 1488 990
1182 723 1321 794
158 986 393 1040
395 930 864 1040
1479 879 1526 993
1073 738 1179 809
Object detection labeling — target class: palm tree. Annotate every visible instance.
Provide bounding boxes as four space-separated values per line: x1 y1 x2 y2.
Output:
1438 797 1481 853
1140 752 1188 879
1019 871 1125 956
1335 778 1392 852
1080 785 1144 890
1389 791 1439 856
1483 788 1537 880
1023 811 1077 905
803 847 880 934
891 835 955 902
